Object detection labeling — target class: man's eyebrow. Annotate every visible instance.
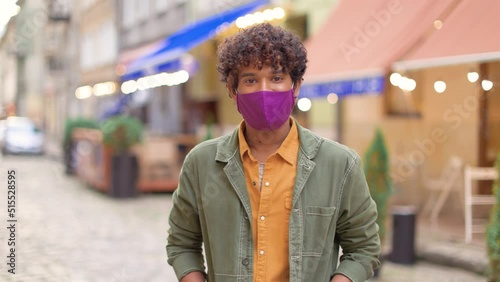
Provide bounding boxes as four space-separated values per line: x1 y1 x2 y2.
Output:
239 72 256 78
240 69 284 78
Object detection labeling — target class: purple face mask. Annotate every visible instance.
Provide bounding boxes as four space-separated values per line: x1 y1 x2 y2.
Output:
236 87 295 131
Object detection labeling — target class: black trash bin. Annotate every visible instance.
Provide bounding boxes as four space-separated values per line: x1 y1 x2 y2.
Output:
389 205 417 265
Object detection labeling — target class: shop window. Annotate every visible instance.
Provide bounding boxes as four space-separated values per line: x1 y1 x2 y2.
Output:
386 76 422 118
155 0 170 12
48 56 63 71
123 0 137 28
136 0 150 22
175 2 188 26
285 14 308 40
48 0 71 21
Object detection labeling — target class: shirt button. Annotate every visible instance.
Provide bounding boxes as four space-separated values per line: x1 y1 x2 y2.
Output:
260 216 265 221
264 182 270 187
259 250 265 255
242 258 249 266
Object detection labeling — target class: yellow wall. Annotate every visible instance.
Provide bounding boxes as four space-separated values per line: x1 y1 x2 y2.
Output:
216 84 242 133
343 94 384 152
307 99 338 140
188 41 220 101
290 0 340 35
343 64 481 210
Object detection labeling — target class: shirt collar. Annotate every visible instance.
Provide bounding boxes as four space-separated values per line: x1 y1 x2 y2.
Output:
238 118 299 165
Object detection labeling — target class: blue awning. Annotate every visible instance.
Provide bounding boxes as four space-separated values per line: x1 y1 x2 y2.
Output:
122 0 270 81
299 75 385 99
101 94 132 120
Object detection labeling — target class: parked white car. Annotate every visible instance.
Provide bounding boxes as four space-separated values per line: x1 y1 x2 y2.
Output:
1 117 44 155
0 119 6 146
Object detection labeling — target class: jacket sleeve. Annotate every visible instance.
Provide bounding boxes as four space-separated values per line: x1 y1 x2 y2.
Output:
332 153 381 282
166 157 206 280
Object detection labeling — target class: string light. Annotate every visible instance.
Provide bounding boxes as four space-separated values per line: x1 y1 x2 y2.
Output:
121 70 190 94
297 98 312 112
236 7 286 29
434 80 446 93
482 80 493 91
467 71 479 83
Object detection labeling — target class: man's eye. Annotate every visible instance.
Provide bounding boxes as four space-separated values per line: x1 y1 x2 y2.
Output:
244 79 256 84
272 76 284 82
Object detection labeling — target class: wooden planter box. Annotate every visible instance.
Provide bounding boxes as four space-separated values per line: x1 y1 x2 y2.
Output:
72 129 196 193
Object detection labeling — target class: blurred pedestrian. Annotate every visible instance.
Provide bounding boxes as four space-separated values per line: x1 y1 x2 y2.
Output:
167 23 380 282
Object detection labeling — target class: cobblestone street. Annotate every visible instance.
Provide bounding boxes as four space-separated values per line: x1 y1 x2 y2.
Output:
0 155 177 281
0 155 488 282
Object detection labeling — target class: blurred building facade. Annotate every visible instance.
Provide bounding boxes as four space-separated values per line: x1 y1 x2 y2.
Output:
114 0 334 137
0 0 47 127
1 0 341 139
75 0 120 121
1 0 497 240
0 19 17 119
301 0 500 216
43 0 72 141
117 0 191 135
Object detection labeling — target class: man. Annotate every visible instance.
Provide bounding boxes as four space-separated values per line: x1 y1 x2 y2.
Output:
167 23 380 282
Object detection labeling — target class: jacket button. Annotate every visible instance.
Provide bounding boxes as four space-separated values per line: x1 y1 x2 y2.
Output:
242 258 249 266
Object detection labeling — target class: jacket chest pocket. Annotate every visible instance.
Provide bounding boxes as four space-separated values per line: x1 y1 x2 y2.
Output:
303 206 336 253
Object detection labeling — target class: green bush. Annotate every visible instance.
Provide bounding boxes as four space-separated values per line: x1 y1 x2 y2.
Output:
364 128 394 244
62 117 99 148
487 152 500 281
101 115 144 154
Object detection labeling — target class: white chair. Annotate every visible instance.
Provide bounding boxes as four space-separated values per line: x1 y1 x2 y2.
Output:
464 165 497 243
422 156 464 230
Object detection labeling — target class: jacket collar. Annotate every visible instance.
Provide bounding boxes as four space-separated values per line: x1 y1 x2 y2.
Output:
215 118 323 163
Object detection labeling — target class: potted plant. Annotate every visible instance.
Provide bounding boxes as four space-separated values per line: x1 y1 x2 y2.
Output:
101 115 144 198
364 128 394 278
486 152 500 281
62 117 99 174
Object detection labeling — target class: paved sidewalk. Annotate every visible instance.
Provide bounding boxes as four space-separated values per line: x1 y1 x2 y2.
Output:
414 213 488 276
44 135 64 162
416 232 488 276
370 214 488 281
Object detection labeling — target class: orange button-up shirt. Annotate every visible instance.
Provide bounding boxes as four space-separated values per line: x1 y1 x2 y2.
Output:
238 118 299 282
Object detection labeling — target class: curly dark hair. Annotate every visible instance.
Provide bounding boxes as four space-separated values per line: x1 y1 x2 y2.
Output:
217 23 307 91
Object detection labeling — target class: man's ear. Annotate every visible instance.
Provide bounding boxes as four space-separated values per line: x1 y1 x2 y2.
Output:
227 84 236 99
293 81 302 99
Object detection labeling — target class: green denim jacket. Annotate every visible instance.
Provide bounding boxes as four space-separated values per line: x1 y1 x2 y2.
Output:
167 122 381 282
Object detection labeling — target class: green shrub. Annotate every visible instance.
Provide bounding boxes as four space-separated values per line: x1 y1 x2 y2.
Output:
101 115 144 154
364 128 394 244
62 117 99 148
487 152 500 281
